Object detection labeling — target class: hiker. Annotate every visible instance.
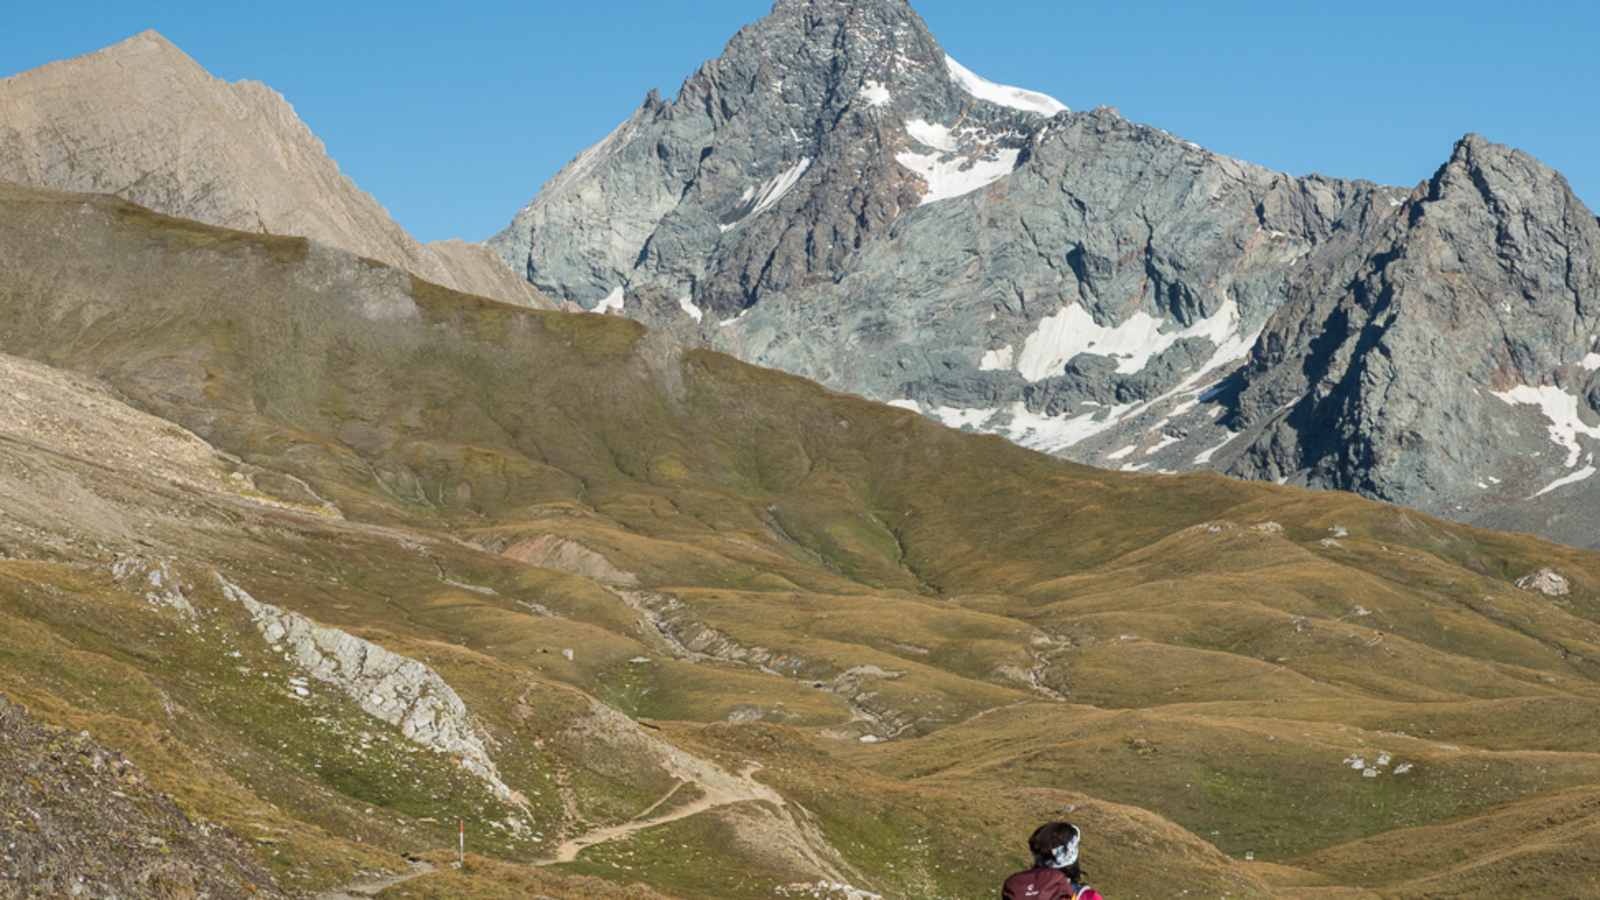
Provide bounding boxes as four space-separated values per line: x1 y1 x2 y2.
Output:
1001 821 1103 900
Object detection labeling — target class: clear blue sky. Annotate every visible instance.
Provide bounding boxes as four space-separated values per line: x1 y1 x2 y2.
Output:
3 1 1596 243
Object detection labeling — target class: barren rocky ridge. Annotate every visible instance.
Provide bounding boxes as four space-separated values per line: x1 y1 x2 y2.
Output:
0 30 542 307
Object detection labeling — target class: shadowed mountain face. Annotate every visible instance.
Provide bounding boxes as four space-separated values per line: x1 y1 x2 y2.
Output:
1233 136 1600 541
0 30 543 308
488 0 1600 548
1 183 1599 898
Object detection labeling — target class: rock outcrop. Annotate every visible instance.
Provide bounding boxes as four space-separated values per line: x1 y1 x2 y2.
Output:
0 31 542 308
215 574 527 810
112 556 197 616
1516 568 1572 597
499 535 639 586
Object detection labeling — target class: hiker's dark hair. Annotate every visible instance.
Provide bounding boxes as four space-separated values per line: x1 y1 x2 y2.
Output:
1028 821 1083 882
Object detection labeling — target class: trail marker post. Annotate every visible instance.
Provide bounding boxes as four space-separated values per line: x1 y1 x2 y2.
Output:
458 818 465 868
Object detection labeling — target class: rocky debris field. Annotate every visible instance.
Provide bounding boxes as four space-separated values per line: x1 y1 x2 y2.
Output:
0 694 286 899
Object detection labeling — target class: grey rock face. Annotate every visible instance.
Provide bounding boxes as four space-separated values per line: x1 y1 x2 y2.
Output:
1227 136 1600 537
491 0 1049 318
0 31 543 308
717 110 1391 448
215 573 529 811
485 0 1386 454
492 0 1371 442
111 557 196 617
488 0 1600 546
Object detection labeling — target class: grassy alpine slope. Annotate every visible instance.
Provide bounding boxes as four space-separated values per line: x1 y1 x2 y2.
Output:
0 182 1596 898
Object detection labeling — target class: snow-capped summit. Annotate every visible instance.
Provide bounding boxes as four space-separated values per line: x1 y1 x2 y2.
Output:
489 0 1067 322
944 55 1067 116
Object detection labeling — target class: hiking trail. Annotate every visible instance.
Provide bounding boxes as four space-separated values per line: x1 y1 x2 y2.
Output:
315 860 434 899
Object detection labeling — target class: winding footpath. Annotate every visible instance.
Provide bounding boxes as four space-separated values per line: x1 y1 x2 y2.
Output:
316 860 435 899
540 764 773 865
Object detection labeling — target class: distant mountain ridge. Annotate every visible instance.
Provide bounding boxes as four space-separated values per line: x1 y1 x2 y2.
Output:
487 0 1600 548
0 30 543 307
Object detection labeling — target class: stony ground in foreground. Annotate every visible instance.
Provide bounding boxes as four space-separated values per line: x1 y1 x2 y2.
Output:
0 694 287 899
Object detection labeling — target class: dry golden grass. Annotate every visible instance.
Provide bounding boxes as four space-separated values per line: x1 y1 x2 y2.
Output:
0 184 1596 897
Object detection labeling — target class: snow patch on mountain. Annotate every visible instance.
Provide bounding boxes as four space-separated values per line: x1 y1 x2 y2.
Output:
594 287 625 314
919 304 1261 463
1013 300 1242 382
1001 401 1136 454
723 158 814 231
1195 320 1263 379
905 119 959 153
1194 431 1239 465
935 406 1000 429
944 55 1067 117
979 345 1015 371
751 158 813 215
1492 384 1600 468
1533 460 1597 498
1146 434 1182 456
858 81 892 107
896 147 1020 206
679 296 704 322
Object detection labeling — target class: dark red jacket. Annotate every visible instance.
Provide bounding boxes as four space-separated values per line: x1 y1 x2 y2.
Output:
1001 867 1103 900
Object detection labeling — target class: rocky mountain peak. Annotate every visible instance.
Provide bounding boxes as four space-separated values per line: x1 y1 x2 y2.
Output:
766 0 932 47
103 28 182 55
1404 134 1600 368
1430 132 1586 220
79 28 187 63
769 0 912 10
2 29 199 95
0 32 542 308
1224 129 1600 528
490 0 1069 317
671 2 932 133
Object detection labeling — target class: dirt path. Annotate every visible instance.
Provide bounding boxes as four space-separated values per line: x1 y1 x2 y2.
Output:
315 860 435 899
538 754 869 894
540 764 771 865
